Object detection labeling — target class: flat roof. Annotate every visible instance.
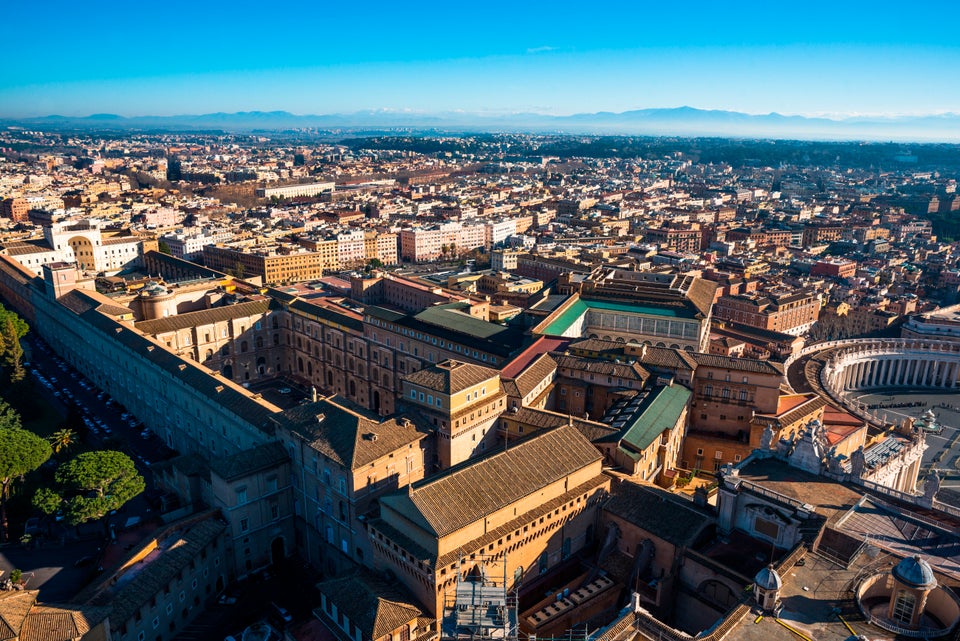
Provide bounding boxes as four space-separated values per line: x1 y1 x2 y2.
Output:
540 298 683 337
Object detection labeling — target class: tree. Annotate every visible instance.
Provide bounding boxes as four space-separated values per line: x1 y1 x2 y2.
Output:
1 311 27 383
365 258 383 272
0 424 52 541
53 451 145 526
157 240 172 255
0 399 21 431
49 428 77 454
32 487 61 517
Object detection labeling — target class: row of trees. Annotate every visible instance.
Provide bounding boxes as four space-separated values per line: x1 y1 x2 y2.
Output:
0 303 28 383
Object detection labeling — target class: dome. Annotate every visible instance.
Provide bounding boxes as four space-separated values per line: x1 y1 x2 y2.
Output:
893 555 936 589
754 564 782 591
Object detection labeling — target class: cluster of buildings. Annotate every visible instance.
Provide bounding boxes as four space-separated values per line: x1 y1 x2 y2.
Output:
0 130 959 641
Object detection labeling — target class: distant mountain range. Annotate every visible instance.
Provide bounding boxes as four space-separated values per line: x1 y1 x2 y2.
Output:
7 107 960 141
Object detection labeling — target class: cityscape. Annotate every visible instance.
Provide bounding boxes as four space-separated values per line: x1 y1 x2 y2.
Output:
1 4 960 641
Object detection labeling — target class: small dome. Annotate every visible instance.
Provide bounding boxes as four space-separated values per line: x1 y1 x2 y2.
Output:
893 555 936 589
754 564 782 591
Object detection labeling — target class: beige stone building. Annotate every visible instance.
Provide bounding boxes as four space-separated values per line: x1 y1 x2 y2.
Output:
369 426 610 617
401 360 505 470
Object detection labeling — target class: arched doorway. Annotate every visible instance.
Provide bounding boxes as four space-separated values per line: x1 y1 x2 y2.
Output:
271 536 285 565
222 364 233 379
67 236 96 271
372 390 381 413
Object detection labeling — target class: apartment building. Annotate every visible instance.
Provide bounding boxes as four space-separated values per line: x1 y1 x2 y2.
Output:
202 243 330 284
713 290 821 336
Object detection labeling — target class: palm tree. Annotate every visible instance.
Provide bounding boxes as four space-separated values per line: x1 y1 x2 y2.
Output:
49 428 76 454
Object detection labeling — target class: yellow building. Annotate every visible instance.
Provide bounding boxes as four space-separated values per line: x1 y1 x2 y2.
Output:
402 360 506 470
369 426 610 617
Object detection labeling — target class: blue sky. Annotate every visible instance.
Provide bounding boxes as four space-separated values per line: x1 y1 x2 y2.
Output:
2 0 959 118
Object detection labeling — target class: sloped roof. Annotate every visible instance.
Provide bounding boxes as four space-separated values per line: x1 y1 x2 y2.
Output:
316 571 423 640
603 384 691 452
135 299 271 335
380 426 601 537
275 397 428 470
0 591 34 641
76 513 227 626
403 360 499 395
689 353 784 375
509 353 557 399
209 440 289 481
603 481 714 548
20 604 111 641
503 407 617 443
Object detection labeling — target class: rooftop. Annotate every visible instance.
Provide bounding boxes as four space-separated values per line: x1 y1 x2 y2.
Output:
380 426 601 538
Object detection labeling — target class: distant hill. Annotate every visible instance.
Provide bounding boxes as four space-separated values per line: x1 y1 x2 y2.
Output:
7 107 960 141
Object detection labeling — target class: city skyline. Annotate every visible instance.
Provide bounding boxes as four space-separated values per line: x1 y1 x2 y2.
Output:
3 0 960 122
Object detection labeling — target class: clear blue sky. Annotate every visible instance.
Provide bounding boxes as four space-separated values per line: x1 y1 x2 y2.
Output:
2 0 959 118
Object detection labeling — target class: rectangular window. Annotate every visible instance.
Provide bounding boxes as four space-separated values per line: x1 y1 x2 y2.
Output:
239 518 249 532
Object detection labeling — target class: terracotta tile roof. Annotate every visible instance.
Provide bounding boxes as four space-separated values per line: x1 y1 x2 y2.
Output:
504 407 617 443
275 396 429 470
552 353 651 381
509 353 557 398
208 440 288 481
402 360 499 395
135 299 271 335
76 512 227 627
315 570 423 640
57 289 133 318
775 393 815 415
603 480 714 547
381 426 601 537
0 591 34 640
689 353 784 375
20 604 111 641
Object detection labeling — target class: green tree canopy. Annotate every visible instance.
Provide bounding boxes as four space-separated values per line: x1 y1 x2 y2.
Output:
54 450 145 526
0 423 52 540
32 487 61 516
0 399 22 431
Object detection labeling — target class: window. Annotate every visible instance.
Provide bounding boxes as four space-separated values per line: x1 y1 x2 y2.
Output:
239 518 249 532
236 487 247 504
892 590 916 625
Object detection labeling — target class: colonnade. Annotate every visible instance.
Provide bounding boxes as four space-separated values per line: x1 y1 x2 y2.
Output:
836 356 960 391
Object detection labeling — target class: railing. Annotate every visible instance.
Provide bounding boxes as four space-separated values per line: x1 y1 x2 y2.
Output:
738 479 810 510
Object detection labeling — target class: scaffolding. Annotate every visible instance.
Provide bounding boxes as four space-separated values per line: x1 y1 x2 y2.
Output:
443 554 519 641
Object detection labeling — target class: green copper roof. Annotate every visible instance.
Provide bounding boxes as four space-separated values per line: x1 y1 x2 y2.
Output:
620 384 691 452
541 298 683 337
